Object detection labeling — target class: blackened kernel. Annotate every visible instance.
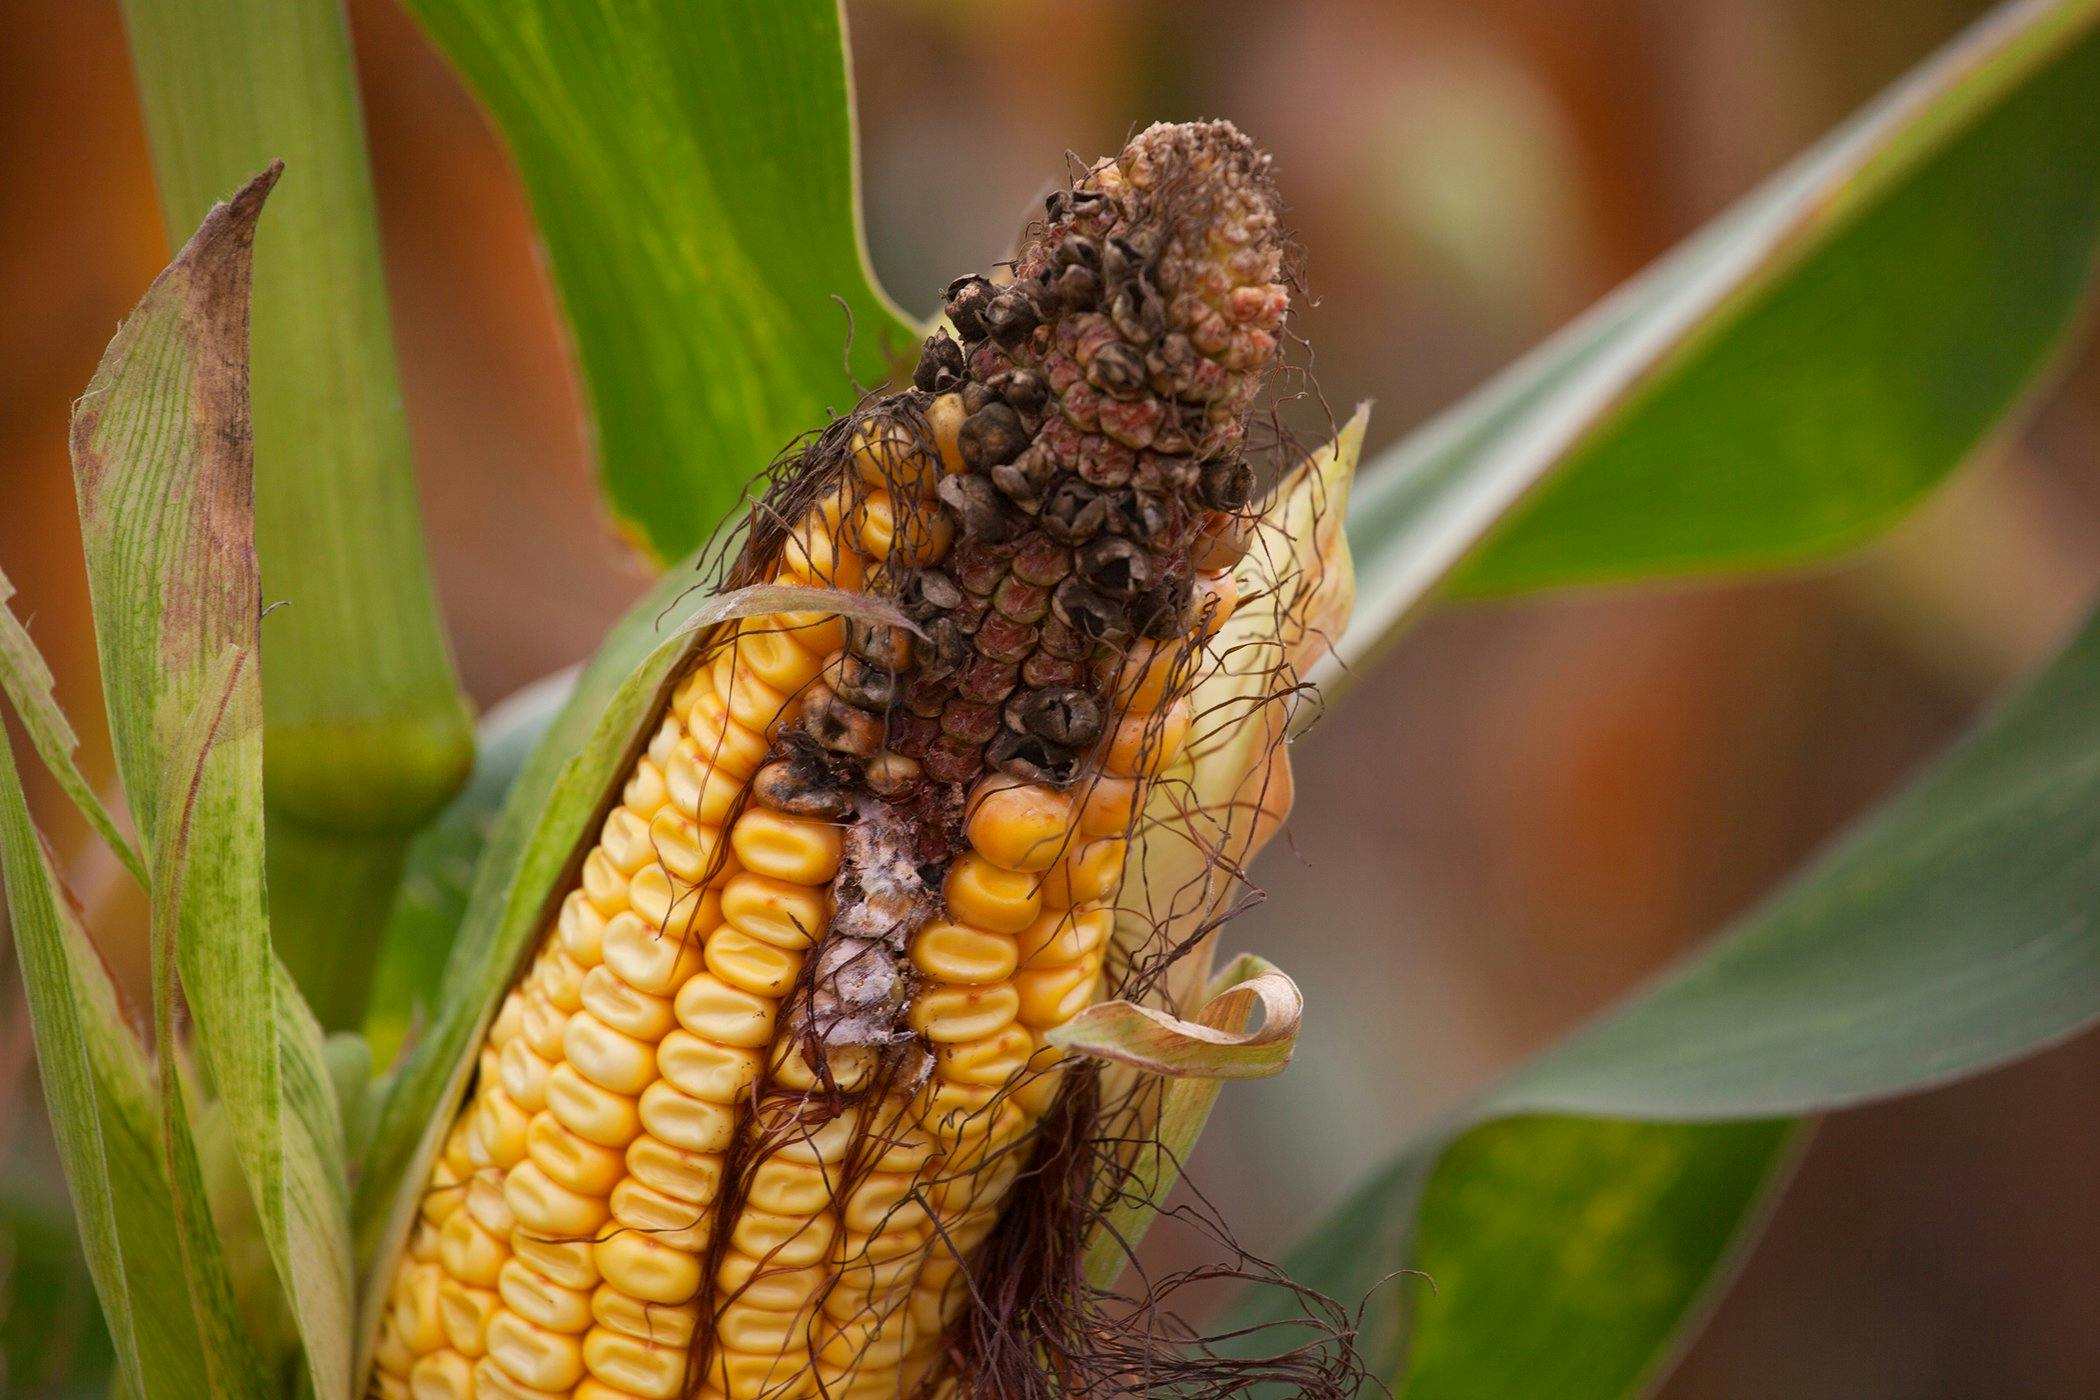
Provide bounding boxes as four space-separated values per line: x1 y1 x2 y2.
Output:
844 617 913 671
983 290 1042 348
987 730 1079 787
1085 342 1149 399
989 368 1049 413
1132 577 1194 640
938 471 1025 545
944 275 994 342
1200 457 1256 511
1050 263 1101 311
963 382 997 414
1007 687 1106 748
1077 536 1153 600
991 448 1058 508
914 331 965 392
832 654 903 711
1110 280 1167 343
1136 452 1201 495
1040 479 1109 545
752 758 855 820
957 402 1029 471
802 686 884 757
1051 576 1125 642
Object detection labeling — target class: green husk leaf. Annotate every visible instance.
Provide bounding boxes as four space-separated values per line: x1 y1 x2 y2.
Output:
65 168 353 1400
0 732 208 1399
1333 0 2100 676
0 569 145 886
1250 579 2100 1394
400 0 919 561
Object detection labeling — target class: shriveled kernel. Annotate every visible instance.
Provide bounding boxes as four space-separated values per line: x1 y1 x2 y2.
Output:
466 1172 516 1237
518 992 568 1059
600 913 706 997
704 926 806 998
623 756 669 815
657 1030 764 1104
779 509 866 592
504 1160 612 1238
545 1063 643 1148
719 872 829 949
729 809 843 885
964 777 1075 872
538 949 588 1013
674 973 779 1048
907 983 1022 1043
499 1258 595 1333
594 1231 703 1305
485 1312 587 1392
528 1112 627 1196
852 417 941 498
943 853 1043 933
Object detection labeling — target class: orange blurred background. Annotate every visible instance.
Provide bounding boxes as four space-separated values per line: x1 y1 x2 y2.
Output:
4 1 2098 1393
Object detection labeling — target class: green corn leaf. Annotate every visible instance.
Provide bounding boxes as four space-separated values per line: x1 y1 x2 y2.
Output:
120 0 476 1031
400 0 919 561
0 733 209 1399
1335 0 2100 674
1246 585 2100 1395
0 570 145 888
0 1179 117 1397
66 169 354 1400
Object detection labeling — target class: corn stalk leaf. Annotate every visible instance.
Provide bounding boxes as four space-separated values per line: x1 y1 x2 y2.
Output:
1050 956 1302 1080
66 169 354 1400
120 0 476 1030
0 570 145 887
399 0 918 561
1334 0 2100 675
0 1180 117 1396
1245 586 2100 1395
0 731 209 1399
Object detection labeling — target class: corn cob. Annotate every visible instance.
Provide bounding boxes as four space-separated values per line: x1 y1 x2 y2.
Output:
369 119 1286 1400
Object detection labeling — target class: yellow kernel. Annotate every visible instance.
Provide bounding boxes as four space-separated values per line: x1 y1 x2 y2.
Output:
487 994 526 1052
1042 838 1127 907
408 1349 475 1400
713 656 797 738
1194 568 1238 636
768 1110 859 1166
475 1354 573 1400
626 865 711 942
852 416 941 498
559 892 608 966
511 1235 601 1292
499 1258 594 1334
594 1231 702 1305
408 1219 443 1262
1011 1060 1066 1117
600 913 705 997
528 1112 628 1196
545 1063 642 1148
582 1325 685 1399
907 983 1021 1044
779 509 866 592
466 1173 515 1237
711 1347 820 1400
393 1262 447 1353
715 1252 828 1313
965 777 1075 872
816 1315 914 1371
926 393 967 475
719 872 829 949
674 973 779 1048
1110 638 1183 711
504 1160 612 1239
437 1280 500 1356
768 1042 876 1093
730 809 843 885
1014 905 1112 968
713 1298 811 1355
643 809 724 886
645 715 680 768
486 1312 587 1392
579 967 677 1042
609 1179 711 1251
730 1208 836 1269
1012 958 1102 1028
908 919 1018 984
705 926 806 998
498 1039 552 1112
934 1023 1037 1088
374 1323 417 1378
770 609 845 658
590 1285 701 1346
625 1134 723 1205
1074 773 1140 838
943 853 1042 933
623 757 669 817
518 992 568 1059
563 1012 661 1096
682 690 769 779
472 1088 531 1168
538 949 588 1013
598 808 655 874
842 1171 933 1236
581 849 629 916
419 1162 464 1227
657 1031 763 1105
637 1080 737 1153
1102 698 1192 778
745 1157 835 1217
734 623 827 696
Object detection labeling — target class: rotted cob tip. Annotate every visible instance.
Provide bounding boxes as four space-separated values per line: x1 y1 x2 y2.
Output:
369 120 1291 1400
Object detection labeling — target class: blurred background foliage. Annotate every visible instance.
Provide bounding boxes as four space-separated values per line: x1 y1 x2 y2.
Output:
2 0 2096 1394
